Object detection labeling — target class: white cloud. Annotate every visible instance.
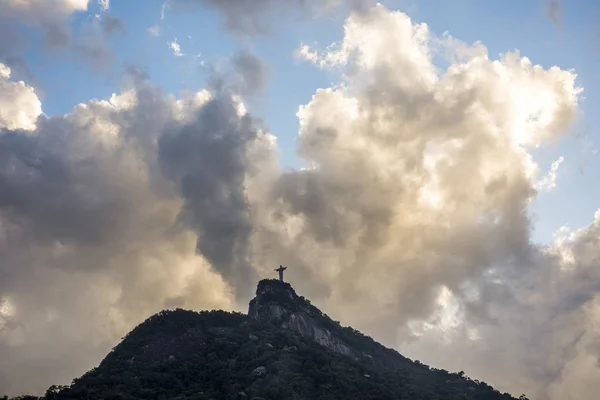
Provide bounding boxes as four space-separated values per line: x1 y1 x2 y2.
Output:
169 38 183 56
535 156 565 191
161 1 170 20
2 0 89 14
148 25 161 36
294 43 321 64
98 0 109 11
272 5 583 398
0 63 42 130
0 64 9 79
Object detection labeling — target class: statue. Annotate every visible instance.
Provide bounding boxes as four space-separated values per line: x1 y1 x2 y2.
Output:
274 265 287 282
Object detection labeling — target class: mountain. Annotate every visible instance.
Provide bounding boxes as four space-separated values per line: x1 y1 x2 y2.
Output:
6 279 527 400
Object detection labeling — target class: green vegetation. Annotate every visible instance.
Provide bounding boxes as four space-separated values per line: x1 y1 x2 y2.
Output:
4 281 528 400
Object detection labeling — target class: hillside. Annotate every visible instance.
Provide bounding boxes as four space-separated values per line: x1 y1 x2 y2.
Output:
6 280 527 400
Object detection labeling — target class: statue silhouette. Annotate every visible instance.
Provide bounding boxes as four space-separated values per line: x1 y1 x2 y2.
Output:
274 265 287 282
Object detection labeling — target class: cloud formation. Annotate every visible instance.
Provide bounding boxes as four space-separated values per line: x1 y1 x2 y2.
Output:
535 156 565 191
148 25 161 36
231 51 269 96
0 82 253 395
0 0 117 73
101 15 125 36
547 0 561 31
0 64 42 131
0 0 88 47
169 38 183 56
167 0 343 34
207 51 269 98
98 0 110 12
0 0 88 79
286 6 592 400
158 92 267 299
0 3 597 400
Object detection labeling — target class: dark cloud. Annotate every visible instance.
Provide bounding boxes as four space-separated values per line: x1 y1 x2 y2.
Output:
205 51 269 99
231 51 268 96
0 125 143 247
158 93 261 298
0 19 27 60
0 19 35 83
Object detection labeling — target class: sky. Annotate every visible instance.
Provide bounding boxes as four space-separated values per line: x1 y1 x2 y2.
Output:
1 0 600 399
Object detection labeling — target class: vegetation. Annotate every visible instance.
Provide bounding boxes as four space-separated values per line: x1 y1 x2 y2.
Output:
4 281 529 400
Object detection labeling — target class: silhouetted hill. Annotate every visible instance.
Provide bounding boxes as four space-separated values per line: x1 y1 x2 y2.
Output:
5 279 527 400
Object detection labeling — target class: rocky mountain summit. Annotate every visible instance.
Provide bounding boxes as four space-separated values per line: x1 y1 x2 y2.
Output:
7 279 527 400
249 279 353 357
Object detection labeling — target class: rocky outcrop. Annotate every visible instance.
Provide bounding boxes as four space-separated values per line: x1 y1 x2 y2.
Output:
252 366 267 377
285 313 352 356
248 279 354 358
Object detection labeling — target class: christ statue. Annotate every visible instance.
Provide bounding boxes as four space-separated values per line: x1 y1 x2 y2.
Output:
275 265 287 282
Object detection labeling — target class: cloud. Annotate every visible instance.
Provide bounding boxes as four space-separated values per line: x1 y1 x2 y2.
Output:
0 63 42 131
0 20 28 72
231 51 269 96
207 51 269 97
148 25 161 36
0 0 115 72
401 213 600 400
0 0 89 47
534 156 565 191
161 1 171 20
98 0 110 12
169 38 183 56
547 0 561 31
124 65 151 85
72 26 113 68
0 4 596 400
272 5 582 397
158 92 265 299
0 71 269 395
166 0 343 35
101 15 125 36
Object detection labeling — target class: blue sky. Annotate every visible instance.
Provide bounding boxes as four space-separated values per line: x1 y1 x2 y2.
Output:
21 0 600 245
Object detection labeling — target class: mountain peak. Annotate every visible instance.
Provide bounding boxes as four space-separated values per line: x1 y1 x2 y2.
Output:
248 279 301 318
255 278 298 299
248 279 355 357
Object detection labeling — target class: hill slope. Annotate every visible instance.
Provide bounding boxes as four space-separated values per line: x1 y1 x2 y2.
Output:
9 280 526 400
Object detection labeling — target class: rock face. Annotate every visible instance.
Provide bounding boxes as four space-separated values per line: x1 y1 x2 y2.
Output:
251 366 267 377
248 279 354 357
